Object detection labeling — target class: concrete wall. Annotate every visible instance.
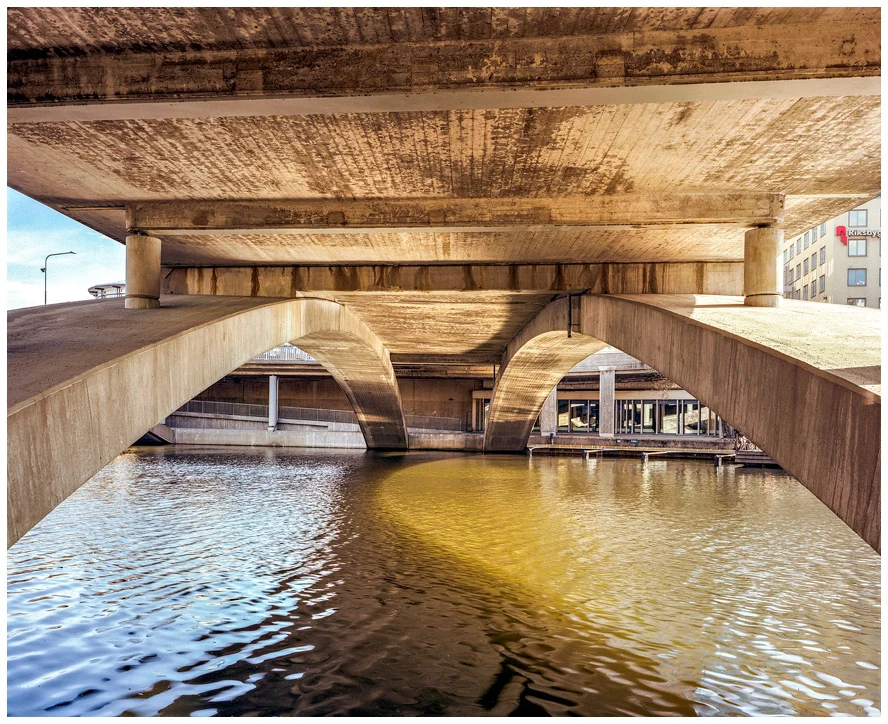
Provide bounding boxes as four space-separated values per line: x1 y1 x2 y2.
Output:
408 432 483 451
196 375 479 423
197 376 353 411
161 426 367 449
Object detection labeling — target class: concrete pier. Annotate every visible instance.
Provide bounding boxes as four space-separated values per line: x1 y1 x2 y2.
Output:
540 387 558 438
124 234 162 309
743 227 783 308
267 375 279 431
598 367 616 438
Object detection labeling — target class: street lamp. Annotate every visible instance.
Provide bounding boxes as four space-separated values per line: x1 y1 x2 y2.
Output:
41 251 76 305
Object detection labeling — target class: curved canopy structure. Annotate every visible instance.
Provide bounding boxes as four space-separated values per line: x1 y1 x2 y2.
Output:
7 295 408 547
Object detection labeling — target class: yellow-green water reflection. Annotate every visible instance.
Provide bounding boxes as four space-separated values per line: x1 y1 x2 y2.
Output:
377 455 880 716
7 448 880 716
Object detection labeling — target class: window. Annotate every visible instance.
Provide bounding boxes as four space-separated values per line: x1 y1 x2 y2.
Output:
804 232 809 248
783 249 788 264
849 209 868 227
812 227 818 240
803 285 809 300
848 238 867 256
795 264 801 280
819 247 826 265
820 223 826 235
569 400 589 432
557 400 570 433
684 401 701 434
848 269 867 286
803 259 809 275
789 244 795 260
793 289 801 300
641 401 655 434
847 298 867 307
796 240 802 255
660 401 679 435
476 398 491 431
819 275 825 294
811 252 817 269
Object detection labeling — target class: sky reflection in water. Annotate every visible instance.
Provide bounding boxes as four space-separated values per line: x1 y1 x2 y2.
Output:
7 448 881 716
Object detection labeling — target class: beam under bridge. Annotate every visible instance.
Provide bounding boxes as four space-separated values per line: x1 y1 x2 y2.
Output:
162 261 743 296
127 194 784 236
8 16 879 122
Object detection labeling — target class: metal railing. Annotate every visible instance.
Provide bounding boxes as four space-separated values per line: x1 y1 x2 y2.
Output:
177 399 358 424
175 400 468 431
249 345 316 363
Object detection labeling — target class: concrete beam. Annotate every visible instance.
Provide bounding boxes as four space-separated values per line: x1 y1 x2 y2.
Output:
8 20 880 122
130 195 784 235
162 262 744 297
9 78 879 125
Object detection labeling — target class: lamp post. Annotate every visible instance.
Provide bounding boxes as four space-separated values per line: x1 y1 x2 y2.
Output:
41 251 76 305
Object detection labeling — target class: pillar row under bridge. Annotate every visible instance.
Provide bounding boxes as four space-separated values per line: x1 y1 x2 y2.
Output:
483 293 881 553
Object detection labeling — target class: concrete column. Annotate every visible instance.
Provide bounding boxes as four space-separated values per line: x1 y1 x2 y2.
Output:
540 385 558 437
598 366 615 438
125 234 161 309
268 374 279 431
744 226 783 307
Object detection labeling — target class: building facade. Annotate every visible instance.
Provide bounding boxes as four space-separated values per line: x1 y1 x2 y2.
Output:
472 350 728 440
782 197 881 308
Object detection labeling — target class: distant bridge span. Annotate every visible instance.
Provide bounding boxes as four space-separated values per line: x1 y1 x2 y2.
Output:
7 295 408 547
484 294 881 552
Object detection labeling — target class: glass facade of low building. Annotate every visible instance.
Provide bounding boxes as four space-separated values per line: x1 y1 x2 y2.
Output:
474 395 724 436
557 400 600 433
555 398 722 436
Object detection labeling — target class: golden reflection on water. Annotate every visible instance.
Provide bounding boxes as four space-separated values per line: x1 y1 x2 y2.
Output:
8 449 880 717
376 454 881 716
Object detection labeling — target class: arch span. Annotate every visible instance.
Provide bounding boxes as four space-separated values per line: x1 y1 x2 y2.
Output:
484 294 880 552
484 297 606 451
7 295 408 547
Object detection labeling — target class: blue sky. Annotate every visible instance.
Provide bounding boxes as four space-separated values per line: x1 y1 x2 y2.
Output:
6 188 125 310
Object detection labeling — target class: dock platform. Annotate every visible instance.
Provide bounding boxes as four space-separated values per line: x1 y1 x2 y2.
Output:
527 443 736 467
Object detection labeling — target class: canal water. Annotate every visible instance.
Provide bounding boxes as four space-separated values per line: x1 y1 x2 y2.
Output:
7 448 880 716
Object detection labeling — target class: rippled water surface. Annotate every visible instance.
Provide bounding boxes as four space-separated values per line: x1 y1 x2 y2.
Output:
8 448 880 716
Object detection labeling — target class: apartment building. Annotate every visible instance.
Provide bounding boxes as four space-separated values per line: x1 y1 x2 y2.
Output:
782 197 881 308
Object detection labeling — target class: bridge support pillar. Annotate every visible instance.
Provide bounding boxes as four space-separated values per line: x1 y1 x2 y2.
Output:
744 226 783 307
540 385 558 438
125 234 161 309
268 374 279 431
599 366 615 438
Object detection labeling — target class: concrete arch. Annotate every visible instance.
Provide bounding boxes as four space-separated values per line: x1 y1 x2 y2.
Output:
7 295 408 547
484 294 880 552
484 297 606 452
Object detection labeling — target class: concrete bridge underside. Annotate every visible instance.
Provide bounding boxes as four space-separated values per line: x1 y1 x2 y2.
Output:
7 296 408 547
6 8 881 552
484 294 881 552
